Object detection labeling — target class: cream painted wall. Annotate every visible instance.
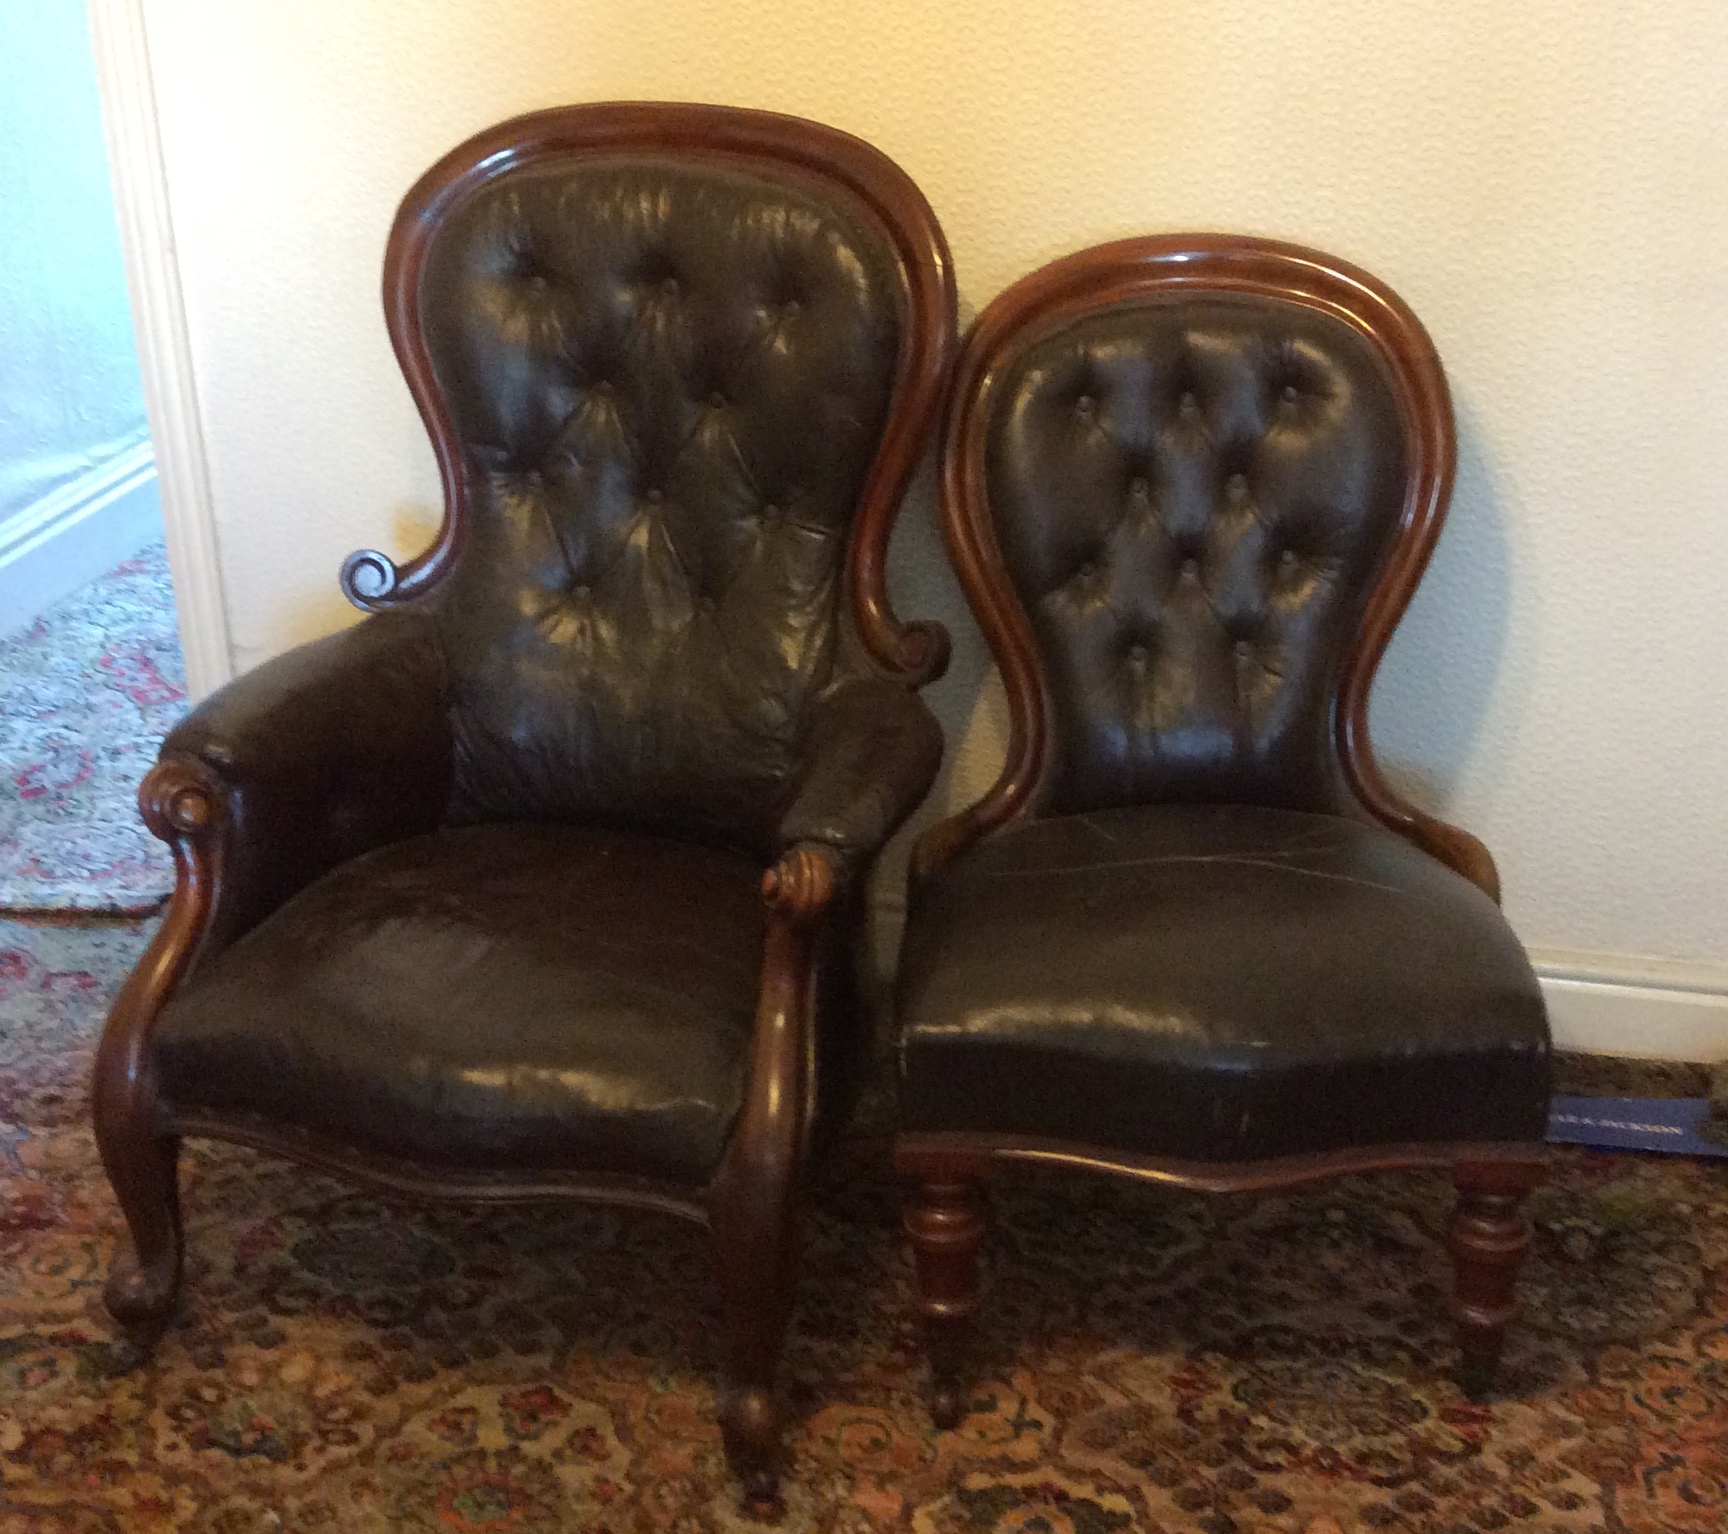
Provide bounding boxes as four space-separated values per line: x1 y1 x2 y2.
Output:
138 0 1728 989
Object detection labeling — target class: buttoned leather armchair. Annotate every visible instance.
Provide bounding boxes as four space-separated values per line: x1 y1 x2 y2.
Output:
894 236 1550 1428
93 103 954 1513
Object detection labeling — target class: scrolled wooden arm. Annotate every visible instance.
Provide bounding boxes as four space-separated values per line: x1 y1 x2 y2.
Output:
92 755 231 1325
136 754 227 844
93 756 231 1148
705 840 843 1505
107 758 230 1043
760 843 839 925
92 756 228 1339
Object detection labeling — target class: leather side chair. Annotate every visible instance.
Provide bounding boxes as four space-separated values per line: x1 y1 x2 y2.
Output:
895 236 1550 1429
93 103 955 1516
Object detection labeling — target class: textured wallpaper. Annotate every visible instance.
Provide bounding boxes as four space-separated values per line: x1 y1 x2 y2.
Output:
140 0 1728 977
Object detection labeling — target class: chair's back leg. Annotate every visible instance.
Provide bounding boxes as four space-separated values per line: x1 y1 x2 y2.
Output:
1449 1157 1545 1399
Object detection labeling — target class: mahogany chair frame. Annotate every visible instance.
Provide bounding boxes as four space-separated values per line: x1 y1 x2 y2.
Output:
896 235 1546 1429
93 103 956 1518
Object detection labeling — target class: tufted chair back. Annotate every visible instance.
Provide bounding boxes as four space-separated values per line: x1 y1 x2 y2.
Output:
937 236 1454 830
341 105 952 851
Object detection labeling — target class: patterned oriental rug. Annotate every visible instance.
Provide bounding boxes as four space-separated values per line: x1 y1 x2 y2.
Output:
0 545 186 914
2 915 1727 1534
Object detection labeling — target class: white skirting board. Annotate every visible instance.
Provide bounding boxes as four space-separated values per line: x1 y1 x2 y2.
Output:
1535 954 1728 1062
0 444 161 639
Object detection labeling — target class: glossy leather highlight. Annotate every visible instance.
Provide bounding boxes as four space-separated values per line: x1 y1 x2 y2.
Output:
780 677 945 874
161 612 452 956
157 824 764 1183
895 237 1549 1423
898 803 1550 1160
422 156 905 852
989 299 1405 815
94 105 956 1508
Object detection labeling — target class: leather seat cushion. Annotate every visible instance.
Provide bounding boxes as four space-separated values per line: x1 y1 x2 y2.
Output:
155 823 766 1186
897 805 1550 1161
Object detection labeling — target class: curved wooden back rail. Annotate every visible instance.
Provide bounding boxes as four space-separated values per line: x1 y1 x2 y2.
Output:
911 234 1497 897
340 101 957 687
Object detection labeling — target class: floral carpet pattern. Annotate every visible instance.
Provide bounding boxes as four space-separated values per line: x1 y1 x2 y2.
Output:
2 916 1727 1533
0 545 186 913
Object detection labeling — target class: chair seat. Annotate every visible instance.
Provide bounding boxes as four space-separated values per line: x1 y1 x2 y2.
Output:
896 804 1550 1162
155 823 767 1186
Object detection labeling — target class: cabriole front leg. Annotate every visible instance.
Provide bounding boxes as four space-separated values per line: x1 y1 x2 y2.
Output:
91 758 225 1349
708 846 834 1521
92 1103 181 1345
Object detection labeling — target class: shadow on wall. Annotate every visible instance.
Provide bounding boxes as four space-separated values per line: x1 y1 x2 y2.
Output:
1371 395 1525 827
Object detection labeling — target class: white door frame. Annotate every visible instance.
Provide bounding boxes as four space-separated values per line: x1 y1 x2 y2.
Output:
87 0 232 700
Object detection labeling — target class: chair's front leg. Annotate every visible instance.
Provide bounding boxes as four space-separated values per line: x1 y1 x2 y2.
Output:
1449 1155 1546 1399
92 759 226 1348
708 847 835 1522
897 1147 988 1429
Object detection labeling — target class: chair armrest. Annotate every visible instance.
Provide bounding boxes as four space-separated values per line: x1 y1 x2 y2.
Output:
777 676 944 880
157 611 452 953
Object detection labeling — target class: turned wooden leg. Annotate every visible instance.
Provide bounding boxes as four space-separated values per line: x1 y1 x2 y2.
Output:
904 1174 986 1429
1449 1158 1543 1400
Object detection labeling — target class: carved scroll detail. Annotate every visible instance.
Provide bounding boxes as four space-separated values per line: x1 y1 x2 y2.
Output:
137 754 224 840
339 548 403 612
760 844 838 923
